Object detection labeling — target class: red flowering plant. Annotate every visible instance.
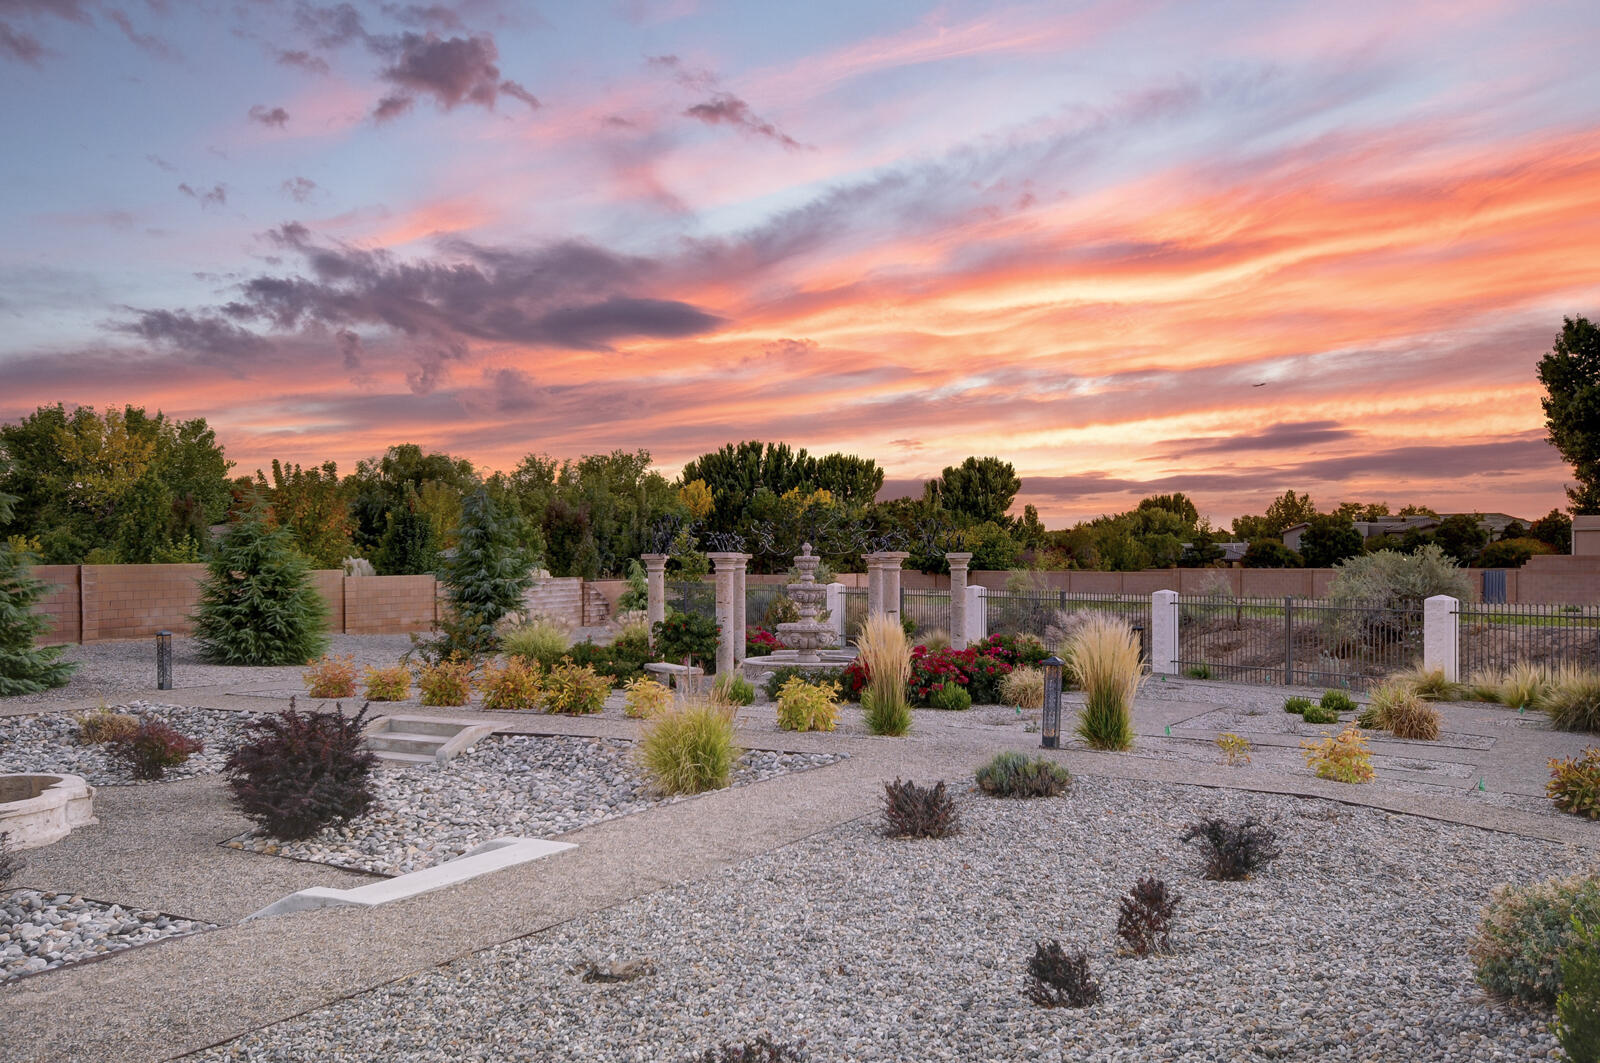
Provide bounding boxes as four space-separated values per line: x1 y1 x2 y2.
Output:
841 657 870 700
909 645 973 706
745 626 786 658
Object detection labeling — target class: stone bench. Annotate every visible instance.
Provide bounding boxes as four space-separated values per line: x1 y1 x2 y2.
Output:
643 661 704 687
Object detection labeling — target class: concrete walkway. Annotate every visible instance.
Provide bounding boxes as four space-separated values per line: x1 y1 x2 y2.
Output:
2 677 1597 1063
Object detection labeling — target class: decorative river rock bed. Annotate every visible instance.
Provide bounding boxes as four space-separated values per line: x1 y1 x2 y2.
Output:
226 735 847 876
2 891 216 982
0 704 269 784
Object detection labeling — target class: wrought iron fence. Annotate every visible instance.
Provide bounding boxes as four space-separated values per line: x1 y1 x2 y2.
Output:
1175 595 1418 690
665 579 715 621
745 583 788 631
841 587 868 640
1456 601 1600 676
900 590 952 638
983 591 1149 655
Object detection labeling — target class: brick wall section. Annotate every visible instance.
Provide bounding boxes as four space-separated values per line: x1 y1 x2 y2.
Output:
30 565 81 646
343 575 437 634
309 570 345 632
80 563 208 641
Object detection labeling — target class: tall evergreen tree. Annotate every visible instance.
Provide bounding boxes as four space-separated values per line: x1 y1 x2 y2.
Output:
1538 316 1600 512
375 485 440 575
435 488 532 659
191 515 329 665
0 491 75 694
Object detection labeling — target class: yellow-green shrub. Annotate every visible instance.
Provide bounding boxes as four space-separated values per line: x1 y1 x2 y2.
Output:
479 657 544 711
1001 666 1045 710
75 707 138 745
544 659 609 715
776 676 839 732
417 659 473 706
1300 725 1374 783
636 699 740 794
624 675 673 719
304 654 358 699
362 664 411 702
1548 747 1600 819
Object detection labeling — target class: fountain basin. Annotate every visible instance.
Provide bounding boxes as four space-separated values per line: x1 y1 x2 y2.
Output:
0 774 96 850
741 649 857 684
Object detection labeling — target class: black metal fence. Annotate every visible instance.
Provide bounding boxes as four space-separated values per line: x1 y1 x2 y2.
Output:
900 589 952 638
1456 601 1600 676
842 588 868 640
666 579 715 621
983 591 1149 655
1175 595 1418 690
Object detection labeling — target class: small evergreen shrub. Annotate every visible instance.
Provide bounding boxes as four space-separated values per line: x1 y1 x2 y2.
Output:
1180 817 1281 880
1387 694 1442 741
1320 690 1357 714
623 675 673 719
1539 666 1600 733
1470 874 1600 1006
544 659 610 715
362 664 411 701
1555 916 1600 1063
1301 725 1375 783
0 831 22 890
1117 876 1180 957
304 654 358 699
565 639 651 686
431 487 532 660
108 718 203 780
714 673 756 706
1547 748 1600 819
74 708 138 745
1283 696 1313 715
653 613 719 670
0 488 76 694
1025 940 1100 1008
762 666 845 701
417 658 473 706
1070 614 1140 751
479 657 544 711
974 751 1070 798
191 515 329 666
694 1034 808 1062
1215 733 1252 766
1299 703 1340 725
225 700 377 840
775 677 838 733
636 700 739 794
501 618 572 670
929 683 973 711
881 778 958 838
1000 666 1045 709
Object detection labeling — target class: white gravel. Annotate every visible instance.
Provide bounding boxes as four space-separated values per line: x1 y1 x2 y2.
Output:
0 703 265 784
2 890 216 982
226 735 847 877
196 775 1600 1062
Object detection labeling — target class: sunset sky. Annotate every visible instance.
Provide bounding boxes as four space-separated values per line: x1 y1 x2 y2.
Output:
3 0 1598 527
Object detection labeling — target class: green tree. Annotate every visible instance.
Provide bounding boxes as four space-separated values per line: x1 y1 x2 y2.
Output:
114 470 176 564
1265 490 1317 534
1539 316 1600 512
1333 501 1390 521
434 488 532 660
0 489 75 694
811 453 884 508
375 485 440 575
1531 508 1573 553
261 460 352 568
192 515 329 665
1243 540 1302 568
1138 493 1200 525
1432 514 1489 564
930 456 1020 526
344 444 476 553
1298 515 1362 568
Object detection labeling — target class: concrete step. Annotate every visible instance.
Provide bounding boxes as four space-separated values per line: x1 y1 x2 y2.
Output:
371 750 438 767
365 731 450 756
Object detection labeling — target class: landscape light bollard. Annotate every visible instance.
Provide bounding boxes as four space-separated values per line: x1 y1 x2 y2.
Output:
1041 655 1063 749
156 630 173 690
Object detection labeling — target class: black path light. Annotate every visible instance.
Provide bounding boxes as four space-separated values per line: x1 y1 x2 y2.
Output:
1041 654 1064 748
156 630 173 690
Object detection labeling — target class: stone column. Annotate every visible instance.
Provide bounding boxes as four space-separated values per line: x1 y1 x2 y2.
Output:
826 582 846 647
1150 589 1179 674
946 552 973 650
966 584 987 645
707 553 741 676
1423 594 1460 682
641 554 668 649
880 552 910 623
732 553 751 665
865 553 885 617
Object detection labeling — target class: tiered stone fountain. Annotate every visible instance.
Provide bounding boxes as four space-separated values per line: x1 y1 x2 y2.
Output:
740 544 855 681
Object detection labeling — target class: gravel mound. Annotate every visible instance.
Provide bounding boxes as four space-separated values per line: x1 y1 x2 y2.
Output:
198 776 1596 1062
0 703 265 784
226 735 847 876
2 890 216 982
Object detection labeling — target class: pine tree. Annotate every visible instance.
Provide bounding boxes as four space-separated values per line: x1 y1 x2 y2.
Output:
191 515 329 665
435 488 532 659
0 492 76 695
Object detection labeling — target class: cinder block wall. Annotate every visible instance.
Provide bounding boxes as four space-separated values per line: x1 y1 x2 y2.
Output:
343 574 438 634
80 563 209 641
31 565 82 646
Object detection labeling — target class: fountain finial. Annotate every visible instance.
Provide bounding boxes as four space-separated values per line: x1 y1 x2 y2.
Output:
801 542 813 556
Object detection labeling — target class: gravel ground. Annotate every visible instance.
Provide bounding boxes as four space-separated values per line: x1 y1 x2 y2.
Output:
225 736 847 876
2 890 216 982
196 776 1597 1063
0 703 266 784
2 634 420 707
